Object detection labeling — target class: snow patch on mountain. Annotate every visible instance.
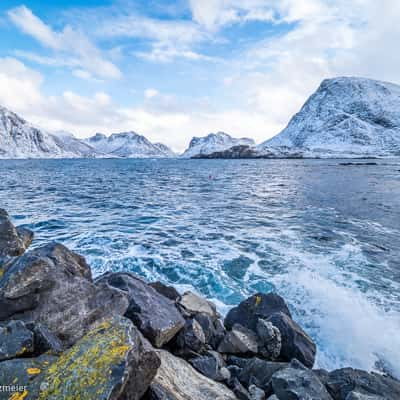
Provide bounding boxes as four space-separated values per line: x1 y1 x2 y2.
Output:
181 132 255 158
258 77 400 157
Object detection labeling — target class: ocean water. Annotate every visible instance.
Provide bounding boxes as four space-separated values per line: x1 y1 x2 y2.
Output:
1 158 400 376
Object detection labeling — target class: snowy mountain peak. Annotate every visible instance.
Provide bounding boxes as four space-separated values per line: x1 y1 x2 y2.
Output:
258 76 400 157
182 132 255 158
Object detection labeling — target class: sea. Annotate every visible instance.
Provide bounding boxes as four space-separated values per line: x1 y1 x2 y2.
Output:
1 158 399 377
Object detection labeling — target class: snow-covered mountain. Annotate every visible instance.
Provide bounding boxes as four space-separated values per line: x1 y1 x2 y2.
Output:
181 132 255 158
52 131 99 158
258 77 400 157
85 132 175 158
154 142 176 158
0 106 87 159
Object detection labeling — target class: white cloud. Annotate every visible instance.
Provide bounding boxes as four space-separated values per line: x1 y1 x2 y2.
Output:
8 6 121 80
144 89 159 99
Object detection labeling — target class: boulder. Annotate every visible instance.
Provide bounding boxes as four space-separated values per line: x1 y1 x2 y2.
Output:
148 350 237 400
271 359 333 400
149 281 181 301
256 319 281 360
194 312 226 349
249 385 266 400
176 318 206 355
0 320 34 361
224 293 291 331
178 291 218 319
324 368 400 400
229 378 251 400
35 316 160 400
25 322 63 356
189 351 226 381
345 393 384 400
0 354 57 400
97 272 185 347
0 209 33 259
267 312 316 368
218 324 258 355
0 243 129 347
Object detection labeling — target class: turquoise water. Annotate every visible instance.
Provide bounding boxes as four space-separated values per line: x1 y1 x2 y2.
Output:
1 158 400 376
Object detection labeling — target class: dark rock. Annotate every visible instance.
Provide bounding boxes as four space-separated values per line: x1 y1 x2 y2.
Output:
249 384 266 400
345 393 384 400
96 272 185 348
0 320 34 361
238 357 288 391
227 355 251 369
176 318 206 355
36 316 160 400
0 209 33 259
0 354 57 400
256 319 281 360
218 324 258 355
25 322 63 355
149 350 237 399
0 243 129 347
271 359 333 400
229 377 252 400
149 281 181 302
267 312 316 368
224 293 291 331
194 312 226 349
178 291 218 319
324 368 400 400
189 351 226 381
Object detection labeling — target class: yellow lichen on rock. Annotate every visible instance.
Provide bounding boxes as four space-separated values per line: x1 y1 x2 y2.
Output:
9 390 28 400
26 368 41 375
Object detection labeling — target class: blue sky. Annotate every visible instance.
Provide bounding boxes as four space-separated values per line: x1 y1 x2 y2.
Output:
0 0 399 151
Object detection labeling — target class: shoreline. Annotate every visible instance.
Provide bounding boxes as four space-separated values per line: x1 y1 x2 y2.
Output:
1 208 399 399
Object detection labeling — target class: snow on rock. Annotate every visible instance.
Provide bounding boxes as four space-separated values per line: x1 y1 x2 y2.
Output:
181 132 255 158
258 77 400 157
85 132 175 158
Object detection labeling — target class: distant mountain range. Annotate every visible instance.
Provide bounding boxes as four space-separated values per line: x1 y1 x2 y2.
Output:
1 77 400 159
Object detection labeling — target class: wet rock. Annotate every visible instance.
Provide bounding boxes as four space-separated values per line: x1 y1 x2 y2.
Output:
189 351 226 381
0 243 129 347
267 312 316 368
25 322 63 356
218 324 258 355
149 281 181 301
238 357 288 391
36 316 160 400
271 359 333 400
97 272 185 348
256 319 281 360
0 209 33 259
178 291 218 319
0 320 34 361
224 293 291 331
249 384 266 400
148 350 237 400
176 318 206 355
0 354 57 400
324 368 400 400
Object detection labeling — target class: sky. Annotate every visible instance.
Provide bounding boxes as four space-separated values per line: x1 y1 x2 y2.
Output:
0 0 399 152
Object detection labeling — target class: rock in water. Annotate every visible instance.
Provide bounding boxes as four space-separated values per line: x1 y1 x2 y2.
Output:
148 350 237 400
256 319 282 360
96 272 185 347
271 359 333 400
0 243 129 346
0 320 34 361
267 312 316 368
149 281 181 301
0 208 33 260
36 317 160 400
224 293 291 331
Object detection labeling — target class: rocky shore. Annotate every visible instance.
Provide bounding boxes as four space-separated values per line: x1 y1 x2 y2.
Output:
1 208 399 400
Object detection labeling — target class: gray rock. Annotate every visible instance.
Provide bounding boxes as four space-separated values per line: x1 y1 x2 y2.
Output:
229 377 252 400
36 316 160 400
189 351 226 381
0 209 33 259
96 272 185 348
271 359 333 400
0 320 34 361
176 318 206 355
178 291 218 319
267 396 279 400
324 368 400 400
249 384 266 400
26 322 63 355
194 312 226 349
149 350 237 400
345 392 384 400
149 281 181 301
224 293 291 331
218 324 258 355
267 312 316 368
0 243 129 347
256 319 282 360
238 357 288 391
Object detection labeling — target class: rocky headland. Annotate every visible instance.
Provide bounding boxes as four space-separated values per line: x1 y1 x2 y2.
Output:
0 208 399 400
